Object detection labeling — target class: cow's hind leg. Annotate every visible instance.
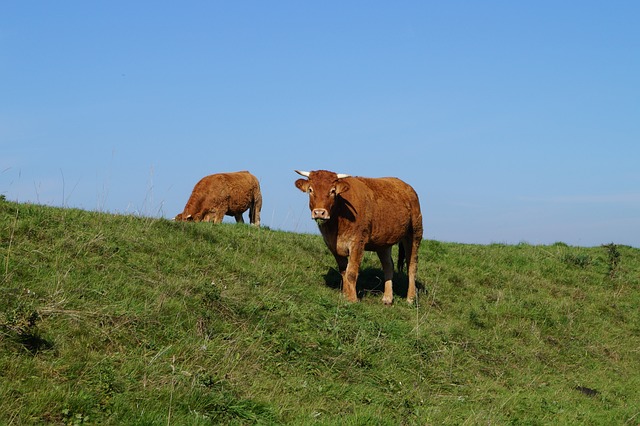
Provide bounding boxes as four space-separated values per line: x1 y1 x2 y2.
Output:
377 246 394 305
234 213 245 224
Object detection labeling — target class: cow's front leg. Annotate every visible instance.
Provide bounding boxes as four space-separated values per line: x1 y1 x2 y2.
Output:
333 254 348 275
234 213 245 224
212 210 225 224
377 246 394 305
342 245 364 302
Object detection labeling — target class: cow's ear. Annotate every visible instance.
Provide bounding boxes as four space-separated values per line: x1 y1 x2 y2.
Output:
295 179 310 193
335 181 350 195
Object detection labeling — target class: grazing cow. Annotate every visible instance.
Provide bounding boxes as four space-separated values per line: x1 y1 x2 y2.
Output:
295 169 423 304
175 171 262 226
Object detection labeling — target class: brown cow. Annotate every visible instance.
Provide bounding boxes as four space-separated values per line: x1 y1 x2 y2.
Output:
175 171 262 226
295 169 423 305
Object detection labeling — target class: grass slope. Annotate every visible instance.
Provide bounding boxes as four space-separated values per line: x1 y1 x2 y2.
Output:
1 199 639 425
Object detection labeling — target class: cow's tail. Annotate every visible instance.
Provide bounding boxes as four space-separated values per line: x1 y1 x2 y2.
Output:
397 242 406 272
250 186 262 226
398 207 423 272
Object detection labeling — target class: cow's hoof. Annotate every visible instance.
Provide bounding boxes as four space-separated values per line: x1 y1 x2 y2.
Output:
406 297 415 306
382 297 393 305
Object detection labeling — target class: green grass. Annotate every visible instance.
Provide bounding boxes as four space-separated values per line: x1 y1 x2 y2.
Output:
1 199 639 425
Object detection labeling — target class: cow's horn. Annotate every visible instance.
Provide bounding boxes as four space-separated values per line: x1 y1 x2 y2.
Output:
336 173 350 179
295 170 310 177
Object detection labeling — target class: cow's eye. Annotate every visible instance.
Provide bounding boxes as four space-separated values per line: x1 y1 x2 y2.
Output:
330 188 336 196
308 187 313 194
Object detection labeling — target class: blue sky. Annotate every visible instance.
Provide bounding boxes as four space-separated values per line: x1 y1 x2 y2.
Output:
2 2 639 247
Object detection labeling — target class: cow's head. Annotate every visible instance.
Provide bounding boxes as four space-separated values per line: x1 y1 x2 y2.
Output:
174 212 195 221
295 170 350 223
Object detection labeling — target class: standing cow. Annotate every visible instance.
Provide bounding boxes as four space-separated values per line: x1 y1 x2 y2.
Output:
175 171 262 226
295 169 423 305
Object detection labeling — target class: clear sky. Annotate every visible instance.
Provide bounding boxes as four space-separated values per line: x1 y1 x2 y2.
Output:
2 2 639 247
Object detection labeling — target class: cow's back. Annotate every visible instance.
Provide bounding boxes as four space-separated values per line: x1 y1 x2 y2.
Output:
182 174 227 217
221 171 257 212
181 171 260 219
340 177 422 247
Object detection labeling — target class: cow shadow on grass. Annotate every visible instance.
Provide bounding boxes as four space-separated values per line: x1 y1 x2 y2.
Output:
323 267 426 302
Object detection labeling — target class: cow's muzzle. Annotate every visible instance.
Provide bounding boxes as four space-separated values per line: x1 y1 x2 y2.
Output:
312 209 330 221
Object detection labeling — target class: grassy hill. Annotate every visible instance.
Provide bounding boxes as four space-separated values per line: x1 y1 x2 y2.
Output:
1 199 639 425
